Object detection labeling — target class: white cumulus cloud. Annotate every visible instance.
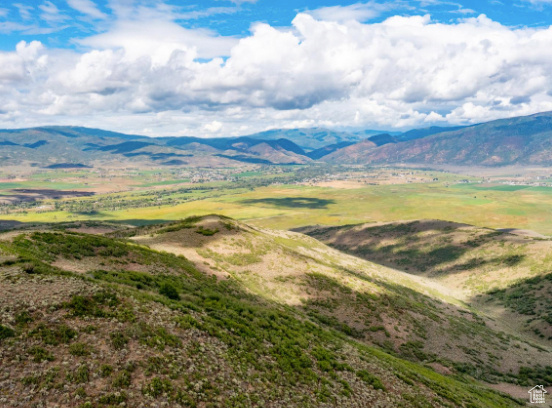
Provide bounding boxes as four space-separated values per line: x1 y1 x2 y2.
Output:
2 8 552 136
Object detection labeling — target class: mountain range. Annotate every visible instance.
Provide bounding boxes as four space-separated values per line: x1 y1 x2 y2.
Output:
3 111 552 168
324 112 552 166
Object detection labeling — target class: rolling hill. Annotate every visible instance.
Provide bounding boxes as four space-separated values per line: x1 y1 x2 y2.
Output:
0 216 528 407
124 216 552 395
299 219 552 350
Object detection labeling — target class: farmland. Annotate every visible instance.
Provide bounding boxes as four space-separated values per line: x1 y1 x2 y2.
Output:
2 166 552 234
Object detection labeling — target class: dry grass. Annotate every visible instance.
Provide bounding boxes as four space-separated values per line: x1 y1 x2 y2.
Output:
126 216 551 389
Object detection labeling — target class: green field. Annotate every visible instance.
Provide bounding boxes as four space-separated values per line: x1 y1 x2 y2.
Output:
138 179 191 187
4 177 552 234
0 181 93 191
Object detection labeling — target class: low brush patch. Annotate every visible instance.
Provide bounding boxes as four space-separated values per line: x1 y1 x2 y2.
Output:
195 226 219 236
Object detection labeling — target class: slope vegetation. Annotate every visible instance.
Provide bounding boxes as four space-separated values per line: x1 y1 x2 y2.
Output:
301 219 552 350
0 218 526 407
123 216 551 390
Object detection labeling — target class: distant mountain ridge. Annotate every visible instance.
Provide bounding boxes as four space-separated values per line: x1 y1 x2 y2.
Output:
3 112 552 168
0 127 312 167
242 128 371 150
324 111 552 166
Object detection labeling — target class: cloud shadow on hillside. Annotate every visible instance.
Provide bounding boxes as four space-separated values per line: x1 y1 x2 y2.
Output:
300 220 528 278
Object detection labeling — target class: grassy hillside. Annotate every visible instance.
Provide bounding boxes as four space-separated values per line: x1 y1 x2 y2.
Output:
0 218 527 407
299 220 548 292
120 216 551 390
301 219 552 348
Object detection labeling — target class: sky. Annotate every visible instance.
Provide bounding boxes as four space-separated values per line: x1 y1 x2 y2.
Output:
1 1 552 136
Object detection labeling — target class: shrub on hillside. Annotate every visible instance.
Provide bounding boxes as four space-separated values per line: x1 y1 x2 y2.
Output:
159 283 180 300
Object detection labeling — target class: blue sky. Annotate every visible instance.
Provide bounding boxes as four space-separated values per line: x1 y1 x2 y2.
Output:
1 0 552 136
2 0 552 50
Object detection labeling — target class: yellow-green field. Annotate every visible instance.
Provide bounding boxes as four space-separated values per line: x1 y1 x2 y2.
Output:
4 180 552 234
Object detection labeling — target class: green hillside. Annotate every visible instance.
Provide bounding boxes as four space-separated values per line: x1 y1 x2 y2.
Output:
0 218 525 407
